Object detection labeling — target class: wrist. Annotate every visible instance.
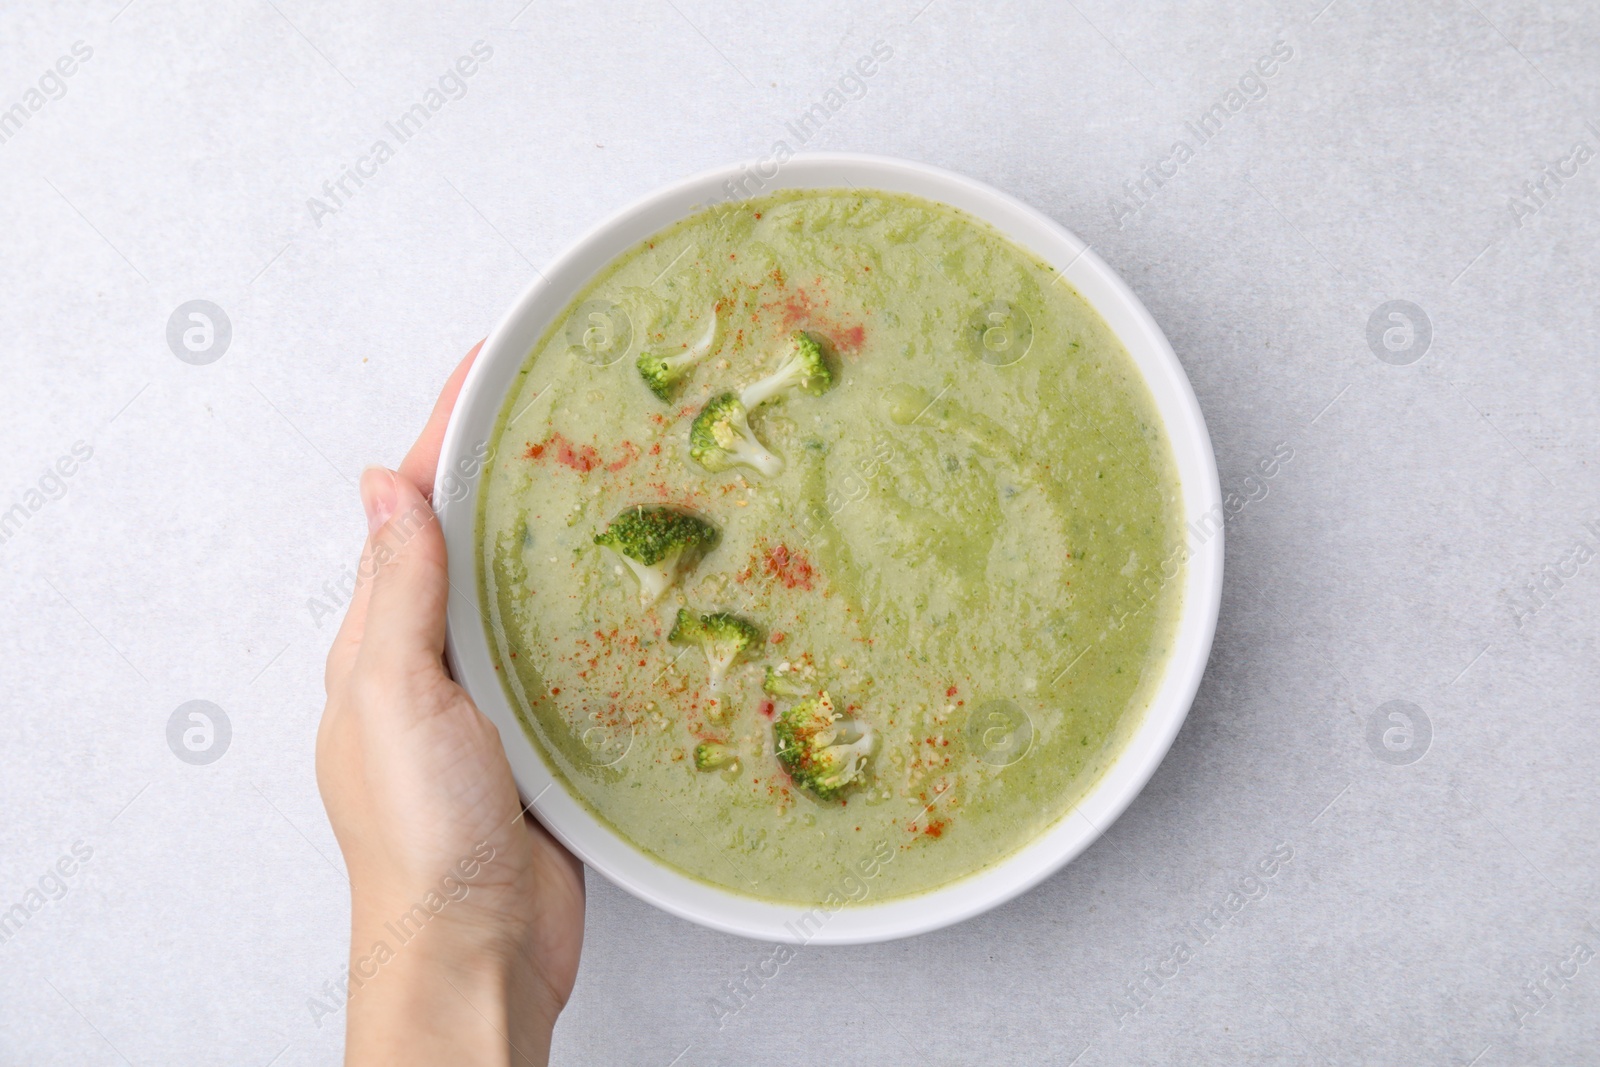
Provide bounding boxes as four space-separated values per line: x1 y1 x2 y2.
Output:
351 885 527 968
345 900 553 1066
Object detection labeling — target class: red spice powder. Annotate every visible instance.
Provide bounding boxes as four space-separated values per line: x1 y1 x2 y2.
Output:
836 323 865 352
605 441 641 472
764 285 866 354
763 544 815 590
780 288 816 328
529 432 656 474
557 437 600 473
524 432 601 473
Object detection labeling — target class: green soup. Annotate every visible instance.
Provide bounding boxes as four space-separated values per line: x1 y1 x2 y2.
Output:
479 189 1183 904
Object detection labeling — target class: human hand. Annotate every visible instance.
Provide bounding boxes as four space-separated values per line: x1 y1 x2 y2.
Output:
318 342 585 1066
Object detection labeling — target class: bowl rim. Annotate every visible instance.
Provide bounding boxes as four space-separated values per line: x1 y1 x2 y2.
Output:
435 152 1223 944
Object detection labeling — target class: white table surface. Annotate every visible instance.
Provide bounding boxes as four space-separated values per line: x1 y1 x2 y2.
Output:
3 1 1598 1063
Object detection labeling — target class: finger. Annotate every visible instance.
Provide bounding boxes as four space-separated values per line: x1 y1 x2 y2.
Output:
324 465 398 689
399 340 484 500
354 465 451 675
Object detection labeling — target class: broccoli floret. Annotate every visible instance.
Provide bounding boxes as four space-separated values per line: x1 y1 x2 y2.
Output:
593 506 718 605
693 740 736 771
762 664 813 698
740 331 835 410
670 608 762 691
636 308 720 402
773 690 875 801
689 393 782 476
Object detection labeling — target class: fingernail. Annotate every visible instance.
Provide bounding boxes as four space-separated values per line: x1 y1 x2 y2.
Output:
360 466 398 535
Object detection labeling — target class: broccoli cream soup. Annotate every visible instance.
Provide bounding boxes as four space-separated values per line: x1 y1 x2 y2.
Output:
479 189 1183 904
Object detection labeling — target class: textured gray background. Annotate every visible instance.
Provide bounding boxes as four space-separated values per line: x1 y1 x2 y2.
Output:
2 0 1598 1064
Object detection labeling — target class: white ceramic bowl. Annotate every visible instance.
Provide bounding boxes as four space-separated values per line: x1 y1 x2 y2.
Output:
435 153 1223 944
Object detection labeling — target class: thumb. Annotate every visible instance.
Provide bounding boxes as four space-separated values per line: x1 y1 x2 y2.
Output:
355 466 450 675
